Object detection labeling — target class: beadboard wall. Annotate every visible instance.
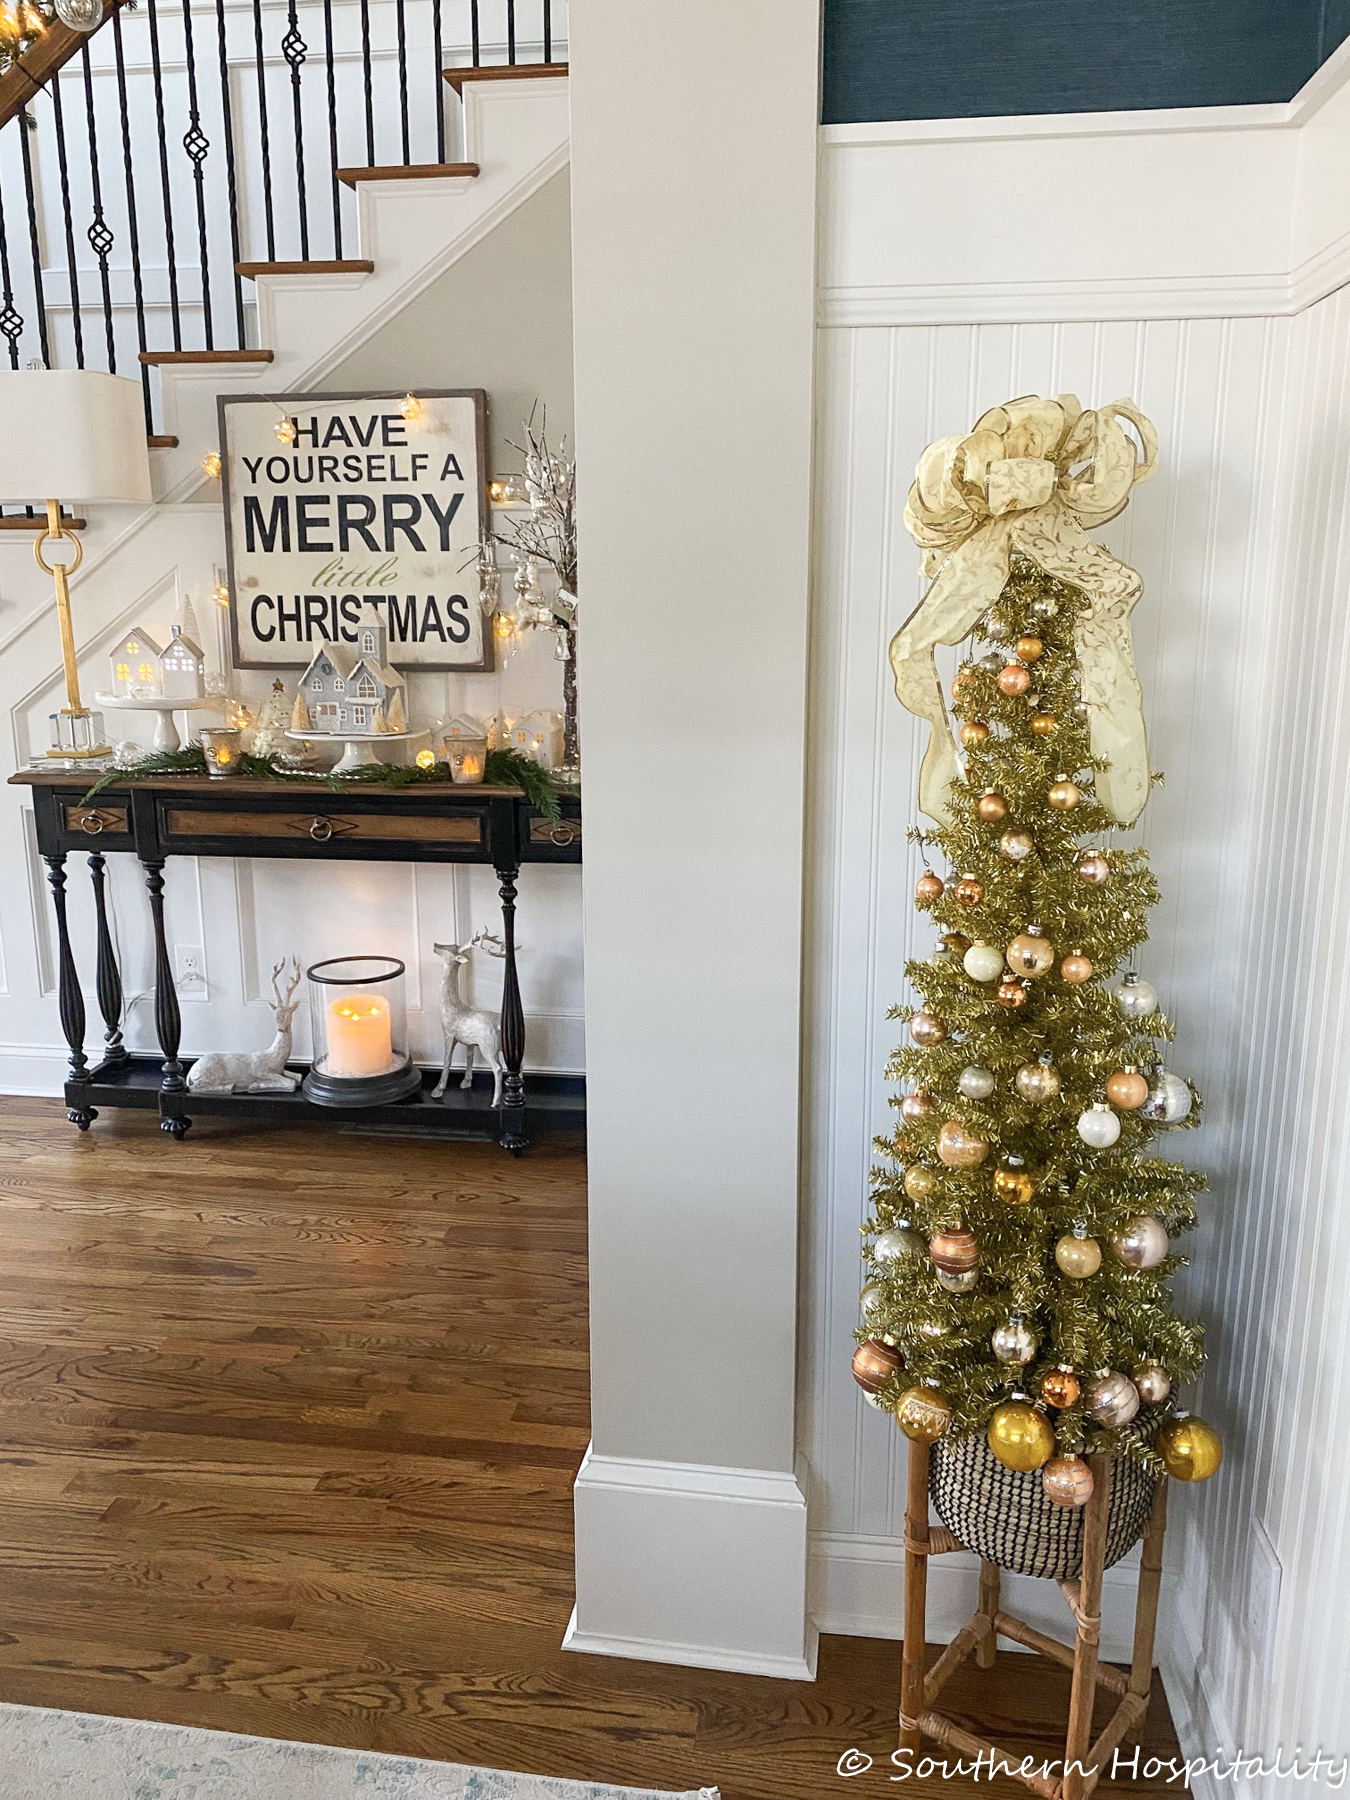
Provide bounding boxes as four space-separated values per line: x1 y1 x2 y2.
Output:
804 62 1350 1787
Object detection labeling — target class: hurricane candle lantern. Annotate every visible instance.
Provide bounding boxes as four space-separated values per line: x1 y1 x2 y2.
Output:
301 956 422 1106
200 726 242 777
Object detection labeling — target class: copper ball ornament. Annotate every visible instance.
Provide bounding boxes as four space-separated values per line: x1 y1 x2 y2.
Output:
1016 1057 1061 1104
1042 1455 1094 1509
903 1164 939 1202
895 1384 952 1443
1048 777 1080 811
1156 1414 1223 1482
998 663 1032 697
1041 1366 1082 1410
957 1064 996 1101
929 1225 979 1273
1106 1067 1150 1110
852 1339 904 1394
1111 1213 1169 1270
993 1157 1038 1207
963 942 1005 982
1113 972 1158 1019
954 873 985 907
987 1399 1055 1472
1060 952 1094 985
992 1317 1038 1364
1015 634 1044 663
1078 851 1110 885
900 1089 936 1123
977 789 1010 825
937 1121 989 1169
1000 829 1034 862
1135 1361 1172 1405
1030 711 1058 737
1077 1102 1122 1148
960 720 990 747
935 1266 979 1294
997 977 1029 1010
910 1010 948 1046
951 667 976 701
874 1224 927 1264
1086 1369 1141 1427
1006 928 1055 979
915 871 944 904
1055 1231 1102 1279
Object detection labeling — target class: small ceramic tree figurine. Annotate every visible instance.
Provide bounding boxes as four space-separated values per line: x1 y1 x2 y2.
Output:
248 680 290 757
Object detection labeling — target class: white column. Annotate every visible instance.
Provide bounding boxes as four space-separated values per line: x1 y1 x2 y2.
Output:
564 1 822 1677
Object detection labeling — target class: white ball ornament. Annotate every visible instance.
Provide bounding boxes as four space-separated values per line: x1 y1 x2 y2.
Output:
1112 972 1159 1020
1077 1103 1121 1149
957 1065 996 1101
1141 1069 1193 1125
963 943 1006 983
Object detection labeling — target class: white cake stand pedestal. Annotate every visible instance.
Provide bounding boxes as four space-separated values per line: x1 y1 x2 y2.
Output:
284 726 428 775
95 692 231 753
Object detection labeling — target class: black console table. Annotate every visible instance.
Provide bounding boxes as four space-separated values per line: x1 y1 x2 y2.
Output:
10 771 583 1153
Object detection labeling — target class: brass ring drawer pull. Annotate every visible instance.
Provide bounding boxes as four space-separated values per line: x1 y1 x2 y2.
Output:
77 812 105 836
549 823 576 847
310 816 333 842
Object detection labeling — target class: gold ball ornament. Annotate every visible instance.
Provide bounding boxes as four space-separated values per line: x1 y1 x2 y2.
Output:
1060 952 1094 985
900 1089 935 1123
993 1157 1038 1206
998 663 1031 697
1000 829 1034 862
1111 1214 1169 1270
1042 1455 1094 1509
960 720 990 747
1078 851 1111 885
942 931 973 957
1041 1366 1081 1410
851 1339 904 1394
895 1384 952 1442
1055 1230 1103 1279
1015 635 1044 663
1106 1067 1150 1110
954 873 985 906
1007 927 1055 979
997 977 1029 1010
987 1400 1056 1472
1135 1361 1172 1405
929 1226 979 1273
1086 1370 1141 1427
1156 1414 1223 1482
935 1265 979 1294
1030 711 1058 737
910 1010 948 1046
937 1121 989 1169
1016 1057 1061 1104
915 871 944 904
1048 777 1081 811
977 789 1010 825
903 1164 939 1202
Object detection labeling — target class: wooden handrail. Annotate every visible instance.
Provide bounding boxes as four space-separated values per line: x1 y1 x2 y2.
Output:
0 0 132 131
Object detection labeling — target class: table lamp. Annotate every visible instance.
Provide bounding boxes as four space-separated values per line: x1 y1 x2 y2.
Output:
0 369 153 760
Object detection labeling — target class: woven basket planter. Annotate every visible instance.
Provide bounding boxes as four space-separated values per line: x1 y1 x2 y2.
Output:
930 1428 1158 1580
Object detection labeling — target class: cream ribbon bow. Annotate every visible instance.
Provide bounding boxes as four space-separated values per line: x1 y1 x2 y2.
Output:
890 393 1158 826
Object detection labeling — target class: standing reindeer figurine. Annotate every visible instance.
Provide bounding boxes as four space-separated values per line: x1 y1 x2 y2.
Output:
432 933 506 1106
186 959 303 1093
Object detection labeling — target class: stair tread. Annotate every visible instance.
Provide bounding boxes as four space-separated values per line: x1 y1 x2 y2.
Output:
236 260 374 277
336 161 479 187
443 61 567 92
147 436 179 448
139 349 274 365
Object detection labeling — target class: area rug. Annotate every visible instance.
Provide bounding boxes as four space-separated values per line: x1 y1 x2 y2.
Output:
0 1702 720 1799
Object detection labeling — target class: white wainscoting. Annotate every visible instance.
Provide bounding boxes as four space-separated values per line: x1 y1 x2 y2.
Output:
805 54 1350 1791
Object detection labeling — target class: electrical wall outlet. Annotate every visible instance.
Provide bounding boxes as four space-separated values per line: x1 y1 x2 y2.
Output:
174 944 208 1002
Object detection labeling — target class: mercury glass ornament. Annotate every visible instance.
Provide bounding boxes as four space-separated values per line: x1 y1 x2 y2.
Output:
1135 1361 1172 1405
942 932 973 957
1078 851 1111 885
960 720 990 747
997 977 1029 1010
895 1384 952 1442
963 942 1005 982
1033 596 1059 620
993 1157 1037 1206
936 1266 979 1294
954 873 985 906
929 1226 979 1273
1113 972 1158 1019
852 1339 904 1394
1060 952 1093 984
1041 1366 1081 1409
992 1317 1038 1365
979 652 1003 673
1077 1102 1121 1149
1141 1068 1193 1124
977 789 1010 825
1106 1067 1150 1110
937 1121 989 1168
903 1164 938 1202
1006 928 1054 979
1086 1369 1140 1427
1000 829 1034 861
1042 1455 1094 1509
987 1399 1055 1472
860 1282 886 1323
915 871 944 903
1055 1230 1102 1278
910 1010 948 1046
874 1224 927 1264
900 1089 935 1123
1047 776 1080 811
918 1320 949 1340
1015 634 1043 663
998 663 1031 697
1111 1213 1169 1270
1156 1414 1223 1481
957 1064 996 1101
1016 1056 1061 1104
1031 711 1057 737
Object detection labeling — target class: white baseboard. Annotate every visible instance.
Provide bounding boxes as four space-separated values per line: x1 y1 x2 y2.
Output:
1158 1591 1252 1800
0 1045 69 1097
566 1443 817 1681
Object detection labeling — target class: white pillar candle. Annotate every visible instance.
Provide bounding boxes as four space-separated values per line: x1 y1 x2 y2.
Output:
325 993 393 1076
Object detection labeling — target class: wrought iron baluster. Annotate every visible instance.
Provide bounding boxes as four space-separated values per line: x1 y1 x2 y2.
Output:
250 0 276 262
214 0 246 345
507 0 515 63
395 0 409 164
432 0 445 161
145 0 183 350
112 8 153 430
470 0 479 66
180 0 214 348
282 0 309 259
544 0 551 63
49 71 86 369
80 45 117 372
359 0 374 166
0 181 23 369
322 0 341 255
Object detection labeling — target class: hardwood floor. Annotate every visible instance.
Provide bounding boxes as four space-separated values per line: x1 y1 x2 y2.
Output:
0 1099 1186 1797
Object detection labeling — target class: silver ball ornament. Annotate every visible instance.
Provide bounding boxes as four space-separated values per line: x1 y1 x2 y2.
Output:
860 1282 885 1323
992 1317 1038 1365
1141 1069 1193 1125
957 1064 996 1101
1077 1103 1122 1149
1086 1369 1140 1427
1135 1362 1172 1405
963 943 1006 983
935 1266 979 1294
874 1225 927 1264
1110 1214 1169 1270
1113 972 1159 1020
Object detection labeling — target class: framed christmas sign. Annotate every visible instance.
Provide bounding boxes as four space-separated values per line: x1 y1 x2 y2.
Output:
218 389 492 671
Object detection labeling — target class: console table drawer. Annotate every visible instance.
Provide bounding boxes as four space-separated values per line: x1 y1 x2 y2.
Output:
61 802 132 843
161 805 484 851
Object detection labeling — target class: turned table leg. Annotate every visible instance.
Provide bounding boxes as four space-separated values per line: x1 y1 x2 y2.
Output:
88 852 128 1071
45 853 96 1131
494 860 528 1155
142 859 190 1138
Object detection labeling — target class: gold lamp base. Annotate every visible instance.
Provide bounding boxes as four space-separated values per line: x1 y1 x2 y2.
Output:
35 500 111 759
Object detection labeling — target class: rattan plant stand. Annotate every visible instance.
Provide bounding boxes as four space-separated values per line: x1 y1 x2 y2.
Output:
901 1437 1169 1800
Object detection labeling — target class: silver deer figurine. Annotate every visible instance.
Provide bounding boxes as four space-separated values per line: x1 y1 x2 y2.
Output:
432 933 505 1106
186 958 303 1093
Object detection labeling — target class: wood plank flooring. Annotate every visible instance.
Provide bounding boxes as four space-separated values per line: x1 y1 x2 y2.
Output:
0 1099 1187 1797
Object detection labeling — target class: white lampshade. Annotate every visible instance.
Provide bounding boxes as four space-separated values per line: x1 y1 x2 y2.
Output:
0 369 152 504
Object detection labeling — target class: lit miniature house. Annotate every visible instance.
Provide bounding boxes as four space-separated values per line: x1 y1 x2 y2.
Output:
297 619 407 735
156 623 205 701
108 627 162 698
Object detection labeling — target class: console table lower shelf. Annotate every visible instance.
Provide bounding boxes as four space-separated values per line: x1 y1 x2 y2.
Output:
70 1056 586 1142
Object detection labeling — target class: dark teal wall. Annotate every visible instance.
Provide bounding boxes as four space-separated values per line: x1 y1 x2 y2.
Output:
822 1 1350 124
